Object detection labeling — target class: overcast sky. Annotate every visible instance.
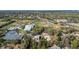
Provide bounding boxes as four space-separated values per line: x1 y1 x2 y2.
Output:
0 0 79 10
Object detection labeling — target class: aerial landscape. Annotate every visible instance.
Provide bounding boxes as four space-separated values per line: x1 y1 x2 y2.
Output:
0 10 79 49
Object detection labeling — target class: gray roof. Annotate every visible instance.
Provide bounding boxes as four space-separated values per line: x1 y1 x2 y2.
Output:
3 30 22 40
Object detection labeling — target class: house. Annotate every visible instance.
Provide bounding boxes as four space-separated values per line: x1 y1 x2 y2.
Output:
24 24 35 31
42 32 51 41
8 27 16 30
8 24 21 30
55 19 67 23
33 35 41 42
71 32 79 40
3 30 22 40
18 15 25 20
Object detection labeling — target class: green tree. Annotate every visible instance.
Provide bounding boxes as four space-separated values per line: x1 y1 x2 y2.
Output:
31 39 37 49
39 37 49 49
71 39 78 49
21 39 29 49
0 38 5 46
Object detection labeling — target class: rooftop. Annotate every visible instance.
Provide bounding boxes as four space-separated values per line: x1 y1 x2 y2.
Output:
24 24 35 31
3 30 22 40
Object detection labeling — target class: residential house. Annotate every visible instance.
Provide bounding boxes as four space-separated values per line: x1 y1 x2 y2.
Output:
3 30 22 40
24 24 35 31
56 19 67 23
33 35 41 42
8 24 22 30
42 32 51 41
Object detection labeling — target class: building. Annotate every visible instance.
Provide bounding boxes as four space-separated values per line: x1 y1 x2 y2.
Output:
3 30 22 40
42 32 51 41
33 35 41 42
8 24 22 30
24 24 35 31
56 19 67 23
